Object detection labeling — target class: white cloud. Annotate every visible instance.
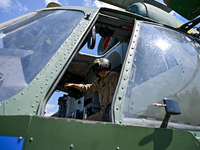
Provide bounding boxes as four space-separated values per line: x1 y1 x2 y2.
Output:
16 1 28 12
46 104 56 109
0 0 28 13
45 111 56 117
44 0 61 6
82 0 93 7
82 0 122 10
0 0 12 12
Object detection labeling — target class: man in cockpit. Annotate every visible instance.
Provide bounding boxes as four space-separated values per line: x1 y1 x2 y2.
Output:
64 58 119 121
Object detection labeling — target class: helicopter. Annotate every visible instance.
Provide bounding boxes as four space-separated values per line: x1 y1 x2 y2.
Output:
0 0 200 149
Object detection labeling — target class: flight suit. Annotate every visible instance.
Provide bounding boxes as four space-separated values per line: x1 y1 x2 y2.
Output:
77 71 119 121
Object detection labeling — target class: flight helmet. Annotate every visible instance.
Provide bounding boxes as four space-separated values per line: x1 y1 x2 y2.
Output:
92 58 111 75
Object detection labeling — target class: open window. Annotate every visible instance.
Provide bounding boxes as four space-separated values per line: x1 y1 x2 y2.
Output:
44 8 134 121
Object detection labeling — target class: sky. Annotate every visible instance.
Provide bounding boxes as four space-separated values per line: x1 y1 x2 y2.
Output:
0 0 196 116
0 0 120 23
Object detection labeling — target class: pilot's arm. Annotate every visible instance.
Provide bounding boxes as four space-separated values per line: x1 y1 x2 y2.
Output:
64 82 98 93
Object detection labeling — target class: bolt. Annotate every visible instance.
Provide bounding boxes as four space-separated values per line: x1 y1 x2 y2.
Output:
70 144 74 149
18 136 23 141
30 137 33 142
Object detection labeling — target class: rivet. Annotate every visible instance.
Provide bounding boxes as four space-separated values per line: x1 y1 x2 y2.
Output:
14 97 17 100
21 92 24 95
46 78 48 81
116 147 120 150
36 100 39 103
70 144 74 149
116 107 119 110
33 110 36 113
48 63 51 66
6 101 9 104
18 136 23 141
35 95 38 98
30 137 33 142
36 77 39 80
18 107 20 110
45 83 48 85
51 76 53 78
31 105 34 108
40 91 43 94
119 120 122 124
118 96 121 100
41 86 43 89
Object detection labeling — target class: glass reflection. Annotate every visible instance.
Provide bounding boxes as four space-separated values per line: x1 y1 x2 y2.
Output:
155 39 170 51
121 23 200 130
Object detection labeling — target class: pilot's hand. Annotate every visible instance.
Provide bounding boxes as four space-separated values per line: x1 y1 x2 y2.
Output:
64 83 74 89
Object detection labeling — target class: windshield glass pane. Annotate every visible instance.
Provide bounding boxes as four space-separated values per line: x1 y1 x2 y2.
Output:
0 10 84 102
121 23 200 130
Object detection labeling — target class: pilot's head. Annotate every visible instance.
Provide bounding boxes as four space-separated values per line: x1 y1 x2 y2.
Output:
92 58 111 77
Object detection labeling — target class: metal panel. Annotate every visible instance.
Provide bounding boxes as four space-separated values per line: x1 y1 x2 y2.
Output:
24 116 200 150
0 115 199 149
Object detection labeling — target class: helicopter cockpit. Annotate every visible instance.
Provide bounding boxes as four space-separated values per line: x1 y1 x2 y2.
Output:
1 3 200 132
48 13 132 120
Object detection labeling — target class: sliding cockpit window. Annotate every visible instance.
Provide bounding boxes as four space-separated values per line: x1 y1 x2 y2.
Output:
0 10 84 102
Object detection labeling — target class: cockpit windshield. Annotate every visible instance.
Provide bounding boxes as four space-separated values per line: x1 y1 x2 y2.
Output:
121 23 200 130
0 10 84 102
